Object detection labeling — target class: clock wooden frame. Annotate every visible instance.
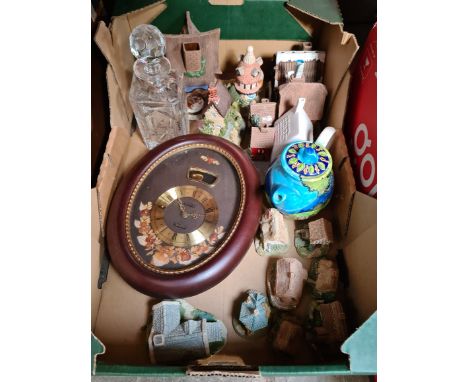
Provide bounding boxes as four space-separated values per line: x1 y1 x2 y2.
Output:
106 134 262 298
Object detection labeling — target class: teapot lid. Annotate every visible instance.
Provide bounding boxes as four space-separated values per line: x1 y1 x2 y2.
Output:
281 141 332 179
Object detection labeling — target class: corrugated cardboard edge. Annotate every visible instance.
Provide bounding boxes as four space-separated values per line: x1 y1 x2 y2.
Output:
91 333 106 375
285 2 359 125
187 370 260 377
341 312 377 374
209 0 244 5
93 1 167 132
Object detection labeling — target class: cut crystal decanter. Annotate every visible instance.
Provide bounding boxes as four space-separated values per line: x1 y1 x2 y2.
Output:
129 25 187 150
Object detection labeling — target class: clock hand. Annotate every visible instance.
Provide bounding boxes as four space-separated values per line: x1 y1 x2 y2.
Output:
176 199 188 218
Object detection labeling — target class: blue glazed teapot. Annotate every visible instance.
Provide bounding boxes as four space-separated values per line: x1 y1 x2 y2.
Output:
265 128 336 219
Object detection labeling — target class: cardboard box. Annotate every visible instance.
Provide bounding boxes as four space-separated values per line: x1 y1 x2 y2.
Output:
92 0 377 376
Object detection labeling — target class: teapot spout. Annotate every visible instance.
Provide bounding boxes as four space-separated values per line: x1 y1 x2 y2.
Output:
271 186 288 208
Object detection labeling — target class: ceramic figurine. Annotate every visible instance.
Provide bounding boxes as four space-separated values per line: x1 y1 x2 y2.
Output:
148 299 227 364
164 12 221 90
234 290 271 337
250 99 277 127
265 135 336 219
186 89 209 120
200 82 245 145
272 318 309 357
254 208 290 256
278 82 328 124
295 218 334 258
307 301 347 348
267 257 308 310
230 46 264 107
250 126 276 161
274 50 326 87
270 98 313 161
307 256 339 302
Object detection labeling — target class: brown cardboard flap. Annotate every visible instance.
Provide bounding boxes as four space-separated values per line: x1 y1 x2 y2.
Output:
320 24 358 129
343 191 377 326
94 1 167 130
330 130 356 241
343 224 377 327
96 126 131 232
346 191 377 245
107 66 132 133
91 188 103 331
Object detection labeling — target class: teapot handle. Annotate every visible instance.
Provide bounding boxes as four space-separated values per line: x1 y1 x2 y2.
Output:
315 126 336 149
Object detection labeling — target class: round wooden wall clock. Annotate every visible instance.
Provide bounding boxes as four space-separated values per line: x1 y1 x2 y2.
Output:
106 134 262 298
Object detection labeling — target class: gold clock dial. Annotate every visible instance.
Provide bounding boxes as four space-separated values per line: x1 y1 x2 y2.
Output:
150 185 219 247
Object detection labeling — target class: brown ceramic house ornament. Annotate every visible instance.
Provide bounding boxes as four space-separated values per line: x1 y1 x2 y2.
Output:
233 46 264 105
267 257 308 310
250 127 275 161
278 82 328 123
165 12 221 88
250 99 277 127
254 208 289 256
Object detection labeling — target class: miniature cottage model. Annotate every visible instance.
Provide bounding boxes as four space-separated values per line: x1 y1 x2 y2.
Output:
278 82 328 123
268 257 308 310
250 127 276 161
250 99 277 127
164 12 221 89
308 256 339 301
238 290 271 336
274 49 326 87
255 208 289 256
296 218 334 258
148 300 227 364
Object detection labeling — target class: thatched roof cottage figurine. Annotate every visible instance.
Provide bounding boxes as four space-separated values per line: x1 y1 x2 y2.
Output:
250 126 276 161
164 12 221 90
229 46 264 107
199 83 245 145
148 299 227 364
267 257 308 310
307 256 339 302
295 218 334 258
234 290 271 337
254 208 290 256
306 301 347 356
250 99 277 128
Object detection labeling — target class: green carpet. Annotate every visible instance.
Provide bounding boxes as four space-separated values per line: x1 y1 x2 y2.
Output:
112 0 310 40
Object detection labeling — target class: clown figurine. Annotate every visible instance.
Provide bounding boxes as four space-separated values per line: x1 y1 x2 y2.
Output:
229 45 264 107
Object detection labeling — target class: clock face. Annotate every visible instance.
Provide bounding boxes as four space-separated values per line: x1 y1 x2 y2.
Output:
126 143 243 274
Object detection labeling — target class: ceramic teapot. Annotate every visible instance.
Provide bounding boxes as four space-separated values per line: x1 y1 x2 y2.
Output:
265 127 336 219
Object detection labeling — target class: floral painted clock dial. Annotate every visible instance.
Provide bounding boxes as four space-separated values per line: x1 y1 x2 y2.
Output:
106 134 261 298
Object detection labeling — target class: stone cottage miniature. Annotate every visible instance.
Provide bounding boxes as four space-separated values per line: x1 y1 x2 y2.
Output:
254 208 290 256
267 257 308 310
148 300 227 364
295 218 334 258
306 301 348 354
307 256 339 302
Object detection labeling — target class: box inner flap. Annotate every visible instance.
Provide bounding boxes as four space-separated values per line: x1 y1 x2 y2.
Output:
287 0 343 25
91 188 103 331
343 192 377 327
112 0 310 41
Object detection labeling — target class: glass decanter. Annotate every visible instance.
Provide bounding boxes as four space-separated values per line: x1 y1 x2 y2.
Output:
129 25 187 150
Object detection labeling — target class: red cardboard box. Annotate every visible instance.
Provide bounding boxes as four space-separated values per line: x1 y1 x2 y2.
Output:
344 23 377 197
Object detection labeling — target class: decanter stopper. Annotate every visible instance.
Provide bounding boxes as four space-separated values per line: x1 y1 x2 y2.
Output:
129 24 166 59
